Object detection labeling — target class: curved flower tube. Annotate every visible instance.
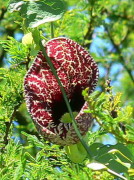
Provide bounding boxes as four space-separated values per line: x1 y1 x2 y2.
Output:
24 37 99 146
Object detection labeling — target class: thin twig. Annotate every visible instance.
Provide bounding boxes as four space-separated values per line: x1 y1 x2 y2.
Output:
9 51 31 70
25 51 31 71
9 61 27 69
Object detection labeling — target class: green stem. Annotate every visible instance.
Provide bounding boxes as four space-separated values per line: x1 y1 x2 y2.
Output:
39 40 92 159
50 22 54 38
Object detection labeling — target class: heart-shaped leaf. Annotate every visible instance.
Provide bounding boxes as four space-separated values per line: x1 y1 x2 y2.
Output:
9 0 67 28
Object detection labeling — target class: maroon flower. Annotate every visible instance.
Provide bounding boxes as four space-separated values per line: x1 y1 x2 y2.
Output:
24 37 99 146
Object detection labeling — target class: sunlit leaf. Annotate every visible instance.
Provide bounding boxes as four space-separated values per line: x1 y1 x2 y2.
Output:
87 162 106 170
9 0 67 27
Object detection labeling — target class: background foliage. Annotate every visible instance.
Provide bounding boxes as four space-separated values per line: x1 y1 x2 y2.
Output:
0 0 134 179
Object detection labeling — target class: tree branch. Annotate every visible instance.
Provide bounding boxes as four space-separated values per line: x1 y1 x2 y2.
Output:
1 103 21 152
105 26 134 83
83 6 94 49
0 6 7 21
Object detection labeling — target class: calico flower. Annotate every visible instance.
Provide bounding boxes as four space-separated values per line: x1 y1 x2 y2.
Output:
24 37 99 146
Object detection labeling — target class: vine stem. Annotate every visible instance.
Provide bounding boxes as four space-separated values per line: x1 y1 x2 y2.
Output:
39 40 92 159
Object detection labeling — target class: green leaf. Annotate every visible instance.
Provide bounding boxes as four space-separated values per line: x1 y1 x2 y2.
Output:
24 152 36 163
21 131 44 148
87 162 128 180
60 112 78 123
89 142 133 175
89 143 103 157
112 143 133 162
108 160 128 174
8 0 24 12
87 162 106 170
9 0 67 28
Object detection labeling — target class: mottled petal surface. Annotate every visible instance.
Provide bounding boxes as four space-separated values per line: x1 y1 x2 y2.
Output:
24 37 99 145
